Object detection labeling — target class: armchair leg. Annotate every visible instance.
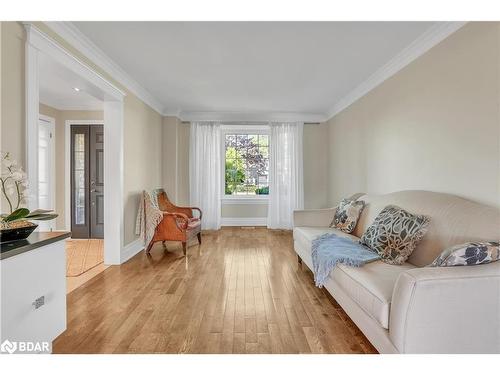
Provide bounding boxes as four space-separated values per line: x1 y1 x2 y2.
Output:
182 242 187 256
146 240 155 254
197 232 202 245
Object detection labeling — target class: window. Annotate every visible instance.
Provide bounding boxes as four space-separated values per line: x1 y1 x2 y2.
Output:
74 133 86 224
224 133 269 197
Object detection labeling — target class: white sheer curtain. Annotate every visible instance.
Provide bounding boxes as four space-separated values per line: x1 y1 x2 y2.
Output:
267 121 304 229
189 121 222 230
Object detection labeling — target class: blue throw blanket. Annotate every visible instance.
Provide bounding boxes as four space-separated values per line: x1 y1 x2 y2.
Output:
311 233 380 287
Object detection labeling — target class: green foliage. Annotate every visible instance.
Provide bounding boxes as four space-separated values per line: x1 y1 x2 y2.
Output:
224 135 269 195
3 207 58 223
255 186 269 195
225 146 242 160
225 158 245 194
26 213 59 221
4 208 30 222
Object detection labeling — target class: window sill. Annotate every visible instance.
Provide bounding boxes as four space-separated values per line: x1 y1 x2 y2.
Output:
221 196 269 205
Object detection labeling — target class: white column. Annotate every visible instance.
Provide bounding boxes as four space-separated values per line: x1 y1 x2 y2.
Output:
103 100 124 265
25 24 40 210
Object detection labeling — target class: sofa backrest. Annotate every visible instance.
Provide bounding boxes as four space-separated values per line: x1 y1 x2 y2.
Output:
352 190 500 267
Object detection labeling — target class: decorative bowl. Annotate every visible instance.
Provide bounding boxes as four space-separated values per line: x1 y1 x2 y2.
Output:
0 222 38 243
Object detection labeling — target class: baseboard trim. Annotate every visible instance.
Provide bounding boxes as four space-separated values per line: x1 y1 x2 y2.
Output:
121 238 144 263
221 217 268 227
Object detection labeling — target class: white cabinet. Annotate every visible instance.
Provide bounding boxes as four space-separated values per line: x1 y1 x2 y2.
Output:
0 239 67 353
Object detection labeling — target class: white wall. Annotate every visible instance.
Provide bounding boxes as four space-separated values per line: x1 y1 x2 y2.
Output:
304 122 329 209
327 22 500 208
123 94 163 245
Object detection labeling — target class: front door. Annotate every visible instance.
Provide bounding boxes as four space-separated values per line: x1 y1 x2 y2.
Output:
70 124 104 239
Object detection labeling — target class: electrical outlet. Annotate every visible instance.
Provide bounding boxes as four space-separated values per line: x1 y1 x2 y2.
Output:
32 296 45 309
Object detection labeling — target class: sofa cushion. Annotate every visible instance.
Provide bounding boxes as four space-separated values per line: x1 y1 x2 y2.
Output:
293 226 359 246
293 226 416 329
332 261 416 329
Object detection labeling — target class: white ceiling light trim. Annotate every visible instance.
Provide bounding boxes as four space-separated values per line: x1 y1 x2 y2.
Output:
178 111 327 123
44 21 165 115
326 21 467 120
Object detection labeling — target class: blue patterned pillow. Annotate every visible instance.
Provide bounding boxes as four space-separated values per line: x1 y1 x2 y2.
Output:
429 241 500 267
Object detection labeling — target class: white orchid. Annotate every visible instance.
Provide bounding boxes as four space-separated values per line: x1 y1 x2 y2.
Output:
5 185 15 195
1 157 15 169
1 150 58 228
1 151 29 214
2 160 14 168
11 171 26 182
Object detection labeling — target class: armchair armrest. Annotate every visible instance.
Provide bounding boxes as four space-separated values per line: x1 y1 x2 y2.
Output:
168 204 203 220
390 262 500 353
293 208 336 227
164 212 190 231
188 207 202 220
156 191 202 220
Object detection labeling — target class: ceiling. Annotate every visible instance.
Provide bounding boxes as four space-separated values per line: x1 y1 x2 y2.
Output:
71 21 437 117
39 52 103 111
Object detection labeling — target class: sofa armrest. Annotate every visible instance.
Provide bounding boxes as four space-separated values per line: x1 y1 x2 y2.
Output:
293 208 336 227
389 262 500 353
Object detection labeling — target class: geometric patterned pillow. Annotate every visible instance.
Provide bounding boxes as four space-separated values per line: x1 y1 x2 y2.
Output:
429 241 500 267
329 198 365 234
359 205 431 265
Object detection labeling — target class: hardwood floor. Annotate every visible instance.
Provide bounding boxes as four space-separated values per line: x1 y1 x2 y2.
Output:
67 263 108 294
53 227 377 354
66 239 108 294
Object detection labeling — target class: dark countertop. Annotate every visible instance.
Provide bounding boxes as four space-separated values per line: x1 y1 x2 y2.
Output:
0 231 71 260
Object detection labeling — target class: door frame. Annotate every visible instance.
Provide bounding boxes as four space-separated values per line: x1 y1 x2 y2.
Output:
25 24 126 265
38 114 56 231
65 120 104 233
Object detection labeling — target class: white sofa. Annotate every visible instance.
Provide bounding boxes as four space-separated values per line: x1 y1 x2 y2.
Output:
293 190 500 354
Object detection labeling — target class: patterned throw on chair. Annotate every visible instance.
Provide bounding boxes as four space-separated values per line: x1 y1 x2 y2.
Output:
135 190 164 248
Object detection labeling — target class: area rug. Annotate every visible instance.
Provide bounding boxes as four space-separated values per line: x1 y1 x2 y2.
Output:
66 239 104 277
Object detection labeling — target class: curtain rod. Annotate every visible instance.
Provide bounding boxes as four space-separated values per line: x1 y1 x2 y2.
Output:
180 121 320 125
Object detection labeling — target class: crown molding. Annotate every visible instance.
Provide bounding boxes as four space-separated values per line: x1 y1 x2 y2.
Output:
163 108 182 118
326 21 467 120
178 111 327 123
44 21 165 115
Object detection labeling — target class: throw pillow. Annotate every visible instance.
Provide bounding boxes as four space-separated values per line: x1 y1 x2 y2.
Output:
359 205 430 265
429 241 500 267
330 198 365 233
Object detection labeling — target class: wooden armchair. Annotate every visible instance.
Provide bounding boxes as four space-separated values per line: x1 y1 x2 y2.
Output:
145 190 202 255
